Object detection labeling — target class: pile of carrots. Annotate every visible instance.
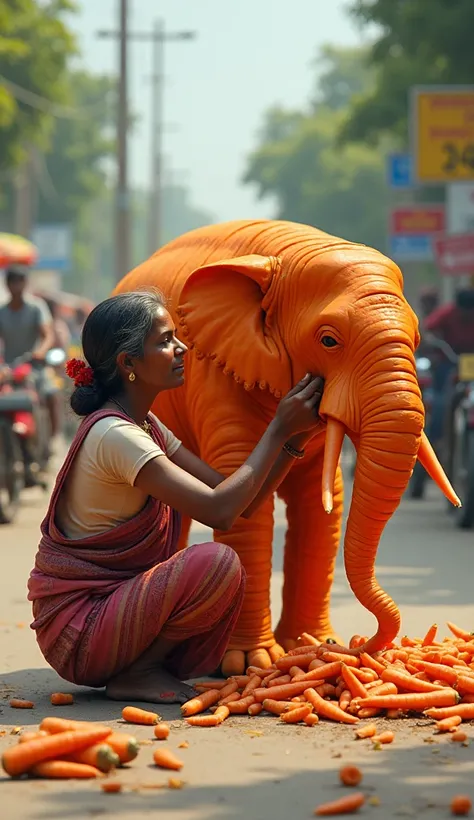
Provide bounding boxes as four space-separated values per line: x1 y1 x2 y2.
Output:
0 708 183 783
180 622 474 728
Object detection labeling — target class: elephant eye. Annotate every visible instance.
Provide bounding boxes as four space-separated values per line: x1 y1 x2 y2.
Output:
321 335 338 348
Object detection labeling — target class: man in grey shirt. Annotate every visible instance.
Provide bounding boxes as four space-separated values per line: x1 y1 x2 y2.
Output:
0 266 58 437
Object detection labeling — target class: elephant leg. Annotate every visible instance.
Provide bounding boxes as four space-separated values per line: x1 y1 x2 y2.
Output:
274 453 344 650
214 496 285 676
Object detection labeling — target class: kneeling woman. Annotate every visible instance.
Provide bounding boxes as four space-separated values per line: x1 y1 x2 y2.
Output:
28 290 323 704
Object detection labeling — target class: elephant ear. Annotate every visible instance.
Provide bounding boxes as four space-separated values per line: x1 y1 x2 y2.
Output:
176 254 292 397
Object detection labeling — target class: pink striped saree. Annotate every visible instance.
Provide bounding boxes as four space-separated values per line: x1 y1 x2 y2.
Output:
28 410 245 686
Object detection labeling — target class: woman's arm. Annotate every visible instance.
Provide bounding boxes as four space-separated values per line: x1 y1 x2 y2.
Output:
134 376 323 531
169 429 321 519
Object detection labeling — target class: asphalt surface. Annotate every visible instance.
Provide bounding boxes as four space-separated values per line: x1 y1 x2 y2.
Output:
0 461 473 820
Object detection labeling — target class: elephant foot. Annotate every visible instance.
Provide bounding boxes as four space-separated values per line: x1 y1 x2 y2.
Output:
220 643 286 677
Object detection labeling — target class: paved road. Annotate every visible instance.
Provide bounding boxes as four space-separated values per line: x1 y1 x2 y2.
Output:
0 467 473 819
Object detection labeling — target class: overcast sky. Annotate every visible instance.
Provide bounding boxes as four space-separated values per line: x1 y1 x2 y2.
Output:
71 1 364 221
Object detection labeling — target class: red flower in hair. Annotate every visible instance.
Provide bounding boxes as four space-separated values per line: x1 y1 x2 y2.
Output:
66 358 94 387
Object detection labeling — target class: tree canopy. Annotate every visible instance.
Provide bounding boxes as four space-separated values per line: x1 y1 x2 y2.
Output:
0 0 76 169
243 45 389 250
341 0 474 145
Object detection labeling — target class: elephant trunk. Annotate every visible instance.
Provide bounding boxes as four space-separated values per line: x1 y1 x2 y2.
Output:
321 344 459 656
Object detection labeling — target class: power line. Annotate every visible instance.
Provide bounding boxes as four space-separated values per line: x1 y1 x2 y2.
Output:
0 76 110 120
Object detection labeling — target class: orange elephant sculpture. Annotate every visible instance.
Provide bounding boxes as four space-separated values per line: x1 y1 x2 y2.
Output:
115 219 460 675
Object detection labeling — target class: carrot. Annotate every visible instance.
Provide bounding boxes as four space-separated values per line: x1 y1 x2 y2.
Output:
447 622 473 641
414 661 459 685
39 717 107 734
186 714 219 727
340 664 368 700
65 743 119 773
266 674 292 688
19 731 48 743
50 693 74 706
276 653 317 671
2 727 111 777
153 747 183 770
180 689 221 716
425 704 474 720
31 760 101 778
305 688 359 724
339 690 352 712
380 668 444 693
357 708 382 719
230 675 250 688
351 667 377 684
372 731 394 744
213 705 230 723
304 713 319 726
456 675 474 694
216 680 239 700
363 682 398 698
154 724 170 740
193 680 228 690
262 699 302 715
309 659 327 671
451 731 468 742
248 703 263 716
339 765 362 786
254 681 314 702
359 652 385 675
289 666 306 678
321 652 360 667
355 723 377 739
122 706 159 725
218 692 241 706
386 709 403 719
314 792 365 815
401 635 418 648
436 716 462 733
315 683 337 699
300 632 321 646
356 689 459 711
10 699 34 709
106 732 140 764
101 781 122 793
451 795 472 815
246 667 275 678
293 661 342 683
280 704 312 724
227 696 255 714
287 645 320 657
349 635 362 649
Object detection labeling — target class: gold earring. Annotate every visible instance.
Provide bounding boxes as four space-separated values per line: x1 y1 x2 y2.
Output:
129 372 136 382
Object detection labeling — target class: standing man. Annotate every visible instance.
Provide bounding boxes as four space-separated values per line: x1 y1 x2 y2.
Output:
0 265 59 444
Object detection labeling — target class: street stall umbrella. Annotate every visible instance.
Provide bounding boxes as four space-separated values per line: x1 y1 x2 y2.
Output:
0 233 39 267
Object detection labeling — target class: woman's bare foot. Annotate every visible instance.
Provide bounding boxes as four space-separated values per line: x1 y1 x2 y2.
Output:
106 664 196 704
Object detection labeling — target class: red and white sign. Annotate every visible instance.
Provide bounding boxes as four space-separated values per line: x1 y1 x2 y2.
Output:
433 233 474 275
390 205 445 235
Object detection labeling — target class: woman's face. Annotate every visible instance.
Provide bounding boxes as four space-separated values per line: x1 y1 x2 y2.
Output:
131 307 188 391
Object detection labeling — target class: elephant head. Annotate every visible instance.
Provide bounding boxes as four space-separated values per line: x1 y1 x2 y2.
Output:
177 247 460 654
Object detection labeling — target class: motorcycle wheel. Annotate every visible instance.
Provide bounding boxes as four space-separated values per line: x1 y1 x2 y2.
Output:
0 421 23 524
408 461 427 499
455 430 474 530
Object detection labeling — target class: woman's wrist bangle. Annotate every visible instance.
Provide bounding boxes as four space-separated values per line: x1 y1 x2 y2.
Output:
283 442 305 459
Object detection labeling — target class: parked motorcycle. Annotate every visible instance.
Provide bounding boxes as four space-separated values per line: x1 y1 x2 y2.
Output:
408 355 434 499
445 351 474 529
0 348 66 524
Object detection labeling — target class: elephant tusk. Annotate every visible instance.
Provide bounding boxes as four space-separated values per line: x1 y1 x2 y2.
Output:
417 431 462 508
322 418 346 514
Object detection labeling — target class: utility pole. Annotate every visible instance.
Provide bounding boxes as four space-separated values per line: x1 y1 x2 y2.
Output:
98 15 195 279
116 0 129 284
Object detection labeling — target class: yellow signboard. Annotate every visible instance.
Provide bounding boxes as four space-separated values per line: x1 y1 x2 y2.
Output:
411 86 474 183
459 353 474 382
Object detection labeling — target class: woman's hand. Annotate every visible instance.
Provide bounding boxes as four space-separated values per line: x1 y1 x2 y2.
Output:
274 374 324 439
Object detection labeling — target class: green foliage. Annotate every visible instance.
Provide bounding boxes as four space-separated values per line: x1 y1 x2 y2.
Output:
342 0 474 145
0 0 76 168
243 46 389 250
36 71 116 223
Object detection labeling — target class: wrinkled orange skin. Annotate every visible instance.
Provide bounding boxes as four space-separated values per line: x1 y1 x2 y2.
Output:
115 219 425 675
